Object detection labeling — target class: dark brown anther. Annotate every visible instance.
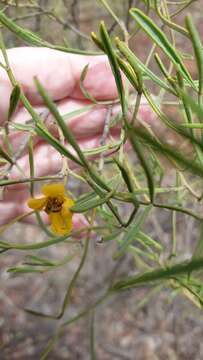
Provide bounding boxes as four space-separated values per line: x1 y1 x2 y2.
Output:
45 197 63 214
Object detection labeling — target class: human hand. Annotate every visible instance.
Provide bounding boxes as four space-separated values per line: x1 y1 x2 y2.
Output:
0 47 154 229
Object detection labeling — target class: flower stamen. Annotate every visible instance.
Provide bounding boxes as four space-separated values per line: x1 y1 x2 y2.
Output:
45 197 63 214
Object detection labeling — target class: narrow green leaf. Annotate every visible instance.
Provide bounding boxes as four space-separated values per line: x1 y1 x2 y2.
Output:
0 145 13 164
102 230 122 242
130 9 194 87
0 234 73 250
99 21 126 114
129 245 158 262
127 126 154 203
63 104 94 121
0 10 47 46
83 140 122 156
113 159 133 193
35 122 83 166
179 90 203 120
85 174 123 225
91 31 106 52
116 38 175 94
114 158 139 208
79 65 98 103
34 77 88 167
117 51 143 93
25 255 54 267
8 84 20 120
10 122 34 132
112 257 203 291
176 71 193 125
87 179 124 226
72 189 114 213
8 266 43 274
35 80 110 192
116 56 139 92
181 123 203 129
0 10 100 55
137 231 162 251
185 15 203 96
75 191 97 205
144 89 203 151
176 72 203 164
154 0 189 37
132 126 203 179
114 205 152 259
28 136 34 197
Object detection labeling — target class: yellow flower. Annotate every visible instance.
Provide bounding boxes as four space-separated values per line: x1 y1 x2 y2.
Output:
27 183 75 235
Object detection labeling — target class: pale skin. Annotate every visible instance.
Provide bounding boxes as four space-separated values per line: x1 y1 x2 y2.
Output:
0 47 154 228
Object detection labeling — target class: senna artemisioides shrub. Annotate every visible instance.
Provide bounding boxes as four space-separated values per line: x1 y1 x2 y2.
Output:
0 0 203 358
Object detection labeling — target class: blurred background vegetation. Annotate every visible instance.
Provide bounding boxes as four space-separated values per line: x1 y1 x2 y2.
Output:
1 1 144 47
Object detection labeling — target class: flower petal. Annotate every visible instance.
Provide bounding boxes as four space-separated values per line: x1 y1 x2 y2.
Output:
41 183 65 197
62 197 75 216
49 211 73 235
27 197 47 210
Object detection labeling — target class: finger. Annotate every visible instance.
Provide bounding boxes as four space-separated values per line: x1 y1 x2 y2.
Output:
0 47 121 124
70 59 123 100
6 98 120 152
4 96 155 153
6 134 117 192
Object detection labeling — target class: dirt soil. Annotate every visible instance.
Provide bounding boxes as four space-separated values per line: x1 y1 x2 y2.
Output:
0 208 203 360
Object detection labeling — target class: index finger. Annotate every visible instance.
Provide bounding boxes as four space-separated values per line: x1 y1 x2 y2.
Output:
0 47 120 124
